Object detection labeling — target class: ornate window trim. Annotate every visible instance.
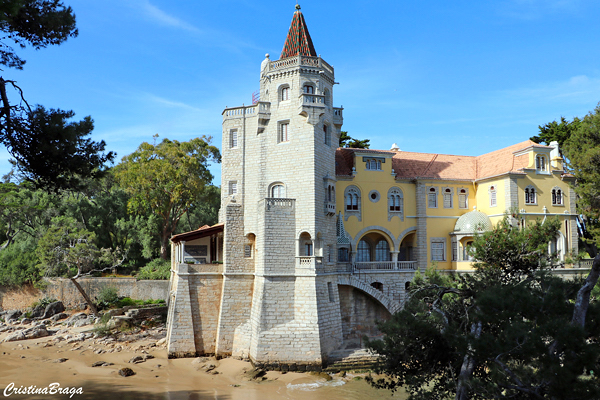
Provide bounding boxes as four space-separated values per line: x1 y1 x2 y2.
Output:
368 190 380 203
442 187 454 209
344 185 361 221
524 185 537 205
551 186 564 206
387 187 404 221
427 186 438 208
458 187 469 209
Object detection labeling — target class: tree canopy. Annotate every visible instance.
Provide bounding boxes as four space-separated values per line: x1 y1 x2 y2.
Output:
368 216 600 400
115 135 221 260
339 131 370 149
0 0 115 191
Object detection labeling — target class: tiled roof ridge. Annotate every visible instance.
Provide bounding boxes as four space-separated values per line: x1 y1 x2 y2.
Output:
281 6 317 59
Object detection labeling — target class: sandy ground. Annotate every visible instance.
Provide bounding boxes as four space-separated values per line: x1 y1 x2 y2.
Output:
0 319 406 400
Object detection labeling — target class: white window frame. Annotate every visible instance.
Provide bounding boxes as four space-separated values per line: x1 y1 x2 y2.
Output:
270 183 285 198
536 155 547 172
443 187 453 209
525 185 537 205
458 188 468 209
552 187 563 206
427 187 438 208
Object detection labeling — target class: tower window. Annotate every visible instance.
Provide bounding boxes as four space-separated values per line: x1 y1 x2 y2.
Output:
324 125 330 146
303 85 314 94
229 181 237 196
230 129 238 148
281 86 290 101
270 184 285 198
279 122 289 143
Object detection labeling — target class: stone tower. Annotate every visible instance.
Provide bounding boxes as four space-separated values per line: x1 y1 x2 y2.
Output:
217 5 345 367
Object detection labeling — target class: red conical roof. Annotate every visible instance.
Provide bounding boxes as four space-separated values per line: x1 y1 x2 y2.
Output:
280 5 317 59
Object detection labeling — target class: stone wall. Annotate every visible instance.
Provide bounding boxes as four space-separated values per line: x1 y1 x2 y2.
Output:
43 278 169 308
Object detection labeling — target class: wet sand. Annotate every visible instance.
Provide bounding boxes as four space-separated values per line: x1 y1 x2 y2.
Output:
0 329 406 400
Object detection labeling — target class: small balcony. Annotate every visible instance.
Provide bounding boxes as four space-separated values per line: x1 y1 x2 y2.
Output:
333 107 343 125
353 261 417 272
296 256 323 269
325 201 336 216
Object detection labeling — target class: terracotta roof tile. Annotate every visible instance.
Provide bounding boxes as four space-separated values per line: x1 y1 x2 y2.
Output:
335 140 555 181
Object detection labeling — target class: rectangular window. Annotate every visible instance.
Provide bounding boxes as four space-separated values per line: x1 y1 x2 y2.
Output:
443 192 452 208
244 244 252 258
431 239 445 261
459 193 467 209
279 122 289 143
230 129 238 148
229 181 237 195
338 248 349 262
324 125 330 146
328 245 332 262
451 237 457 261
428 192 437 208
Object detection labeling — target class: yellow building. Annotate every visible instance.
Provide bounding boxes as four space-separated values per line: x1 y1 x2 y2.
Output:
335 140 577 271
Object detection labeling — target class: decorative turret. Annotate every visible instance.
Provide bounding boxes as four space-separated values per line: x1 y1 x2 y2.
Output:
281 4 317 59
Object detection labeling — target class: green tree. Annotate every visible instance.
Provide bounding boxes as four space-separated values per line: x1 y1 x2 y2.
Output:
368 216 600 400
0 1 115 191
531 116 581 155
564 104 600 254
36 217 123 315
115 135 220 260
339 131 370 149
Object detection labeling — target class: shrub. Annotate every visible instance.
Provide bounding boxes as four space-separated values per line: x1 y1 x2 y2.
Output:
96 286 119 309
137 258 171 280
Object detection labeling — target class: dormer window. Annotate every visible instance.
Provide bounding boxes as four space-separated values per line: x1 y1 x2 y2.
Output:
536 155 547 172
365 158 382 171
303 85 314 94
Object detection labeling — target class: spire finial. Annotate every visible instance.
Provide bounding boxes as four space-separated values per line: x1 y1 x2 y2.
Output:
296 3 301 10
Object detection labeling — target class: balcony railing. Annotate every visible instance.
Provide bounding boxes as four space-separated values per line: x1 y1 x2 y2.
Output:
353 261 417 271
297 256 323 269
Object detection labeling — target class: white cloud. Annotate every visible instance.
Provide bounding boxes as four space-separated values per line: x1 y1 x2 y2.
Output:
137 0 201 33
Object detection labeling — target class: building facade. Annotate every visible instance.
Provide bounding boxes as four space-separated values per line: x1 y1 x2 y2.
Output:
166 6 577 368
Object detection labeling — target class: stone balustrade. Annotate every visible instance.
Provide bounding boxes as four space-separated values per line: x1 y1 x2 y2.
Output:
296 256 323 269
353 261 418 271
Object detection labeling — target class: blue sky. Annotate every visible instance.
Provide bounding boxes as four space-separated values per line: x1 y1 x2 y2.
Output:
1 0 600 187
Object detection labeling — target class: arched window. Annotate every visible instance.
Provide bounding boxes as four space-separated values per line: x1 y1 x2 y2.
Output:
375 240 390 261
303 85 314 94
525 185 536 205
345 187 360 211
443 188 453 208
428 187 438 208
270 184 285 198
458 188 468 209
536 155 547 172
280 86 290 101
552 188 563 205
357 240 371 262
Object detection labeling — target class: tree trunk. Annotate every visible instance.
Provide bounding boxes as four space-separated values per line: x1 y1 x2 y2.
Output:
571 253 600 328
456 321 482 400
69 277 99 317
